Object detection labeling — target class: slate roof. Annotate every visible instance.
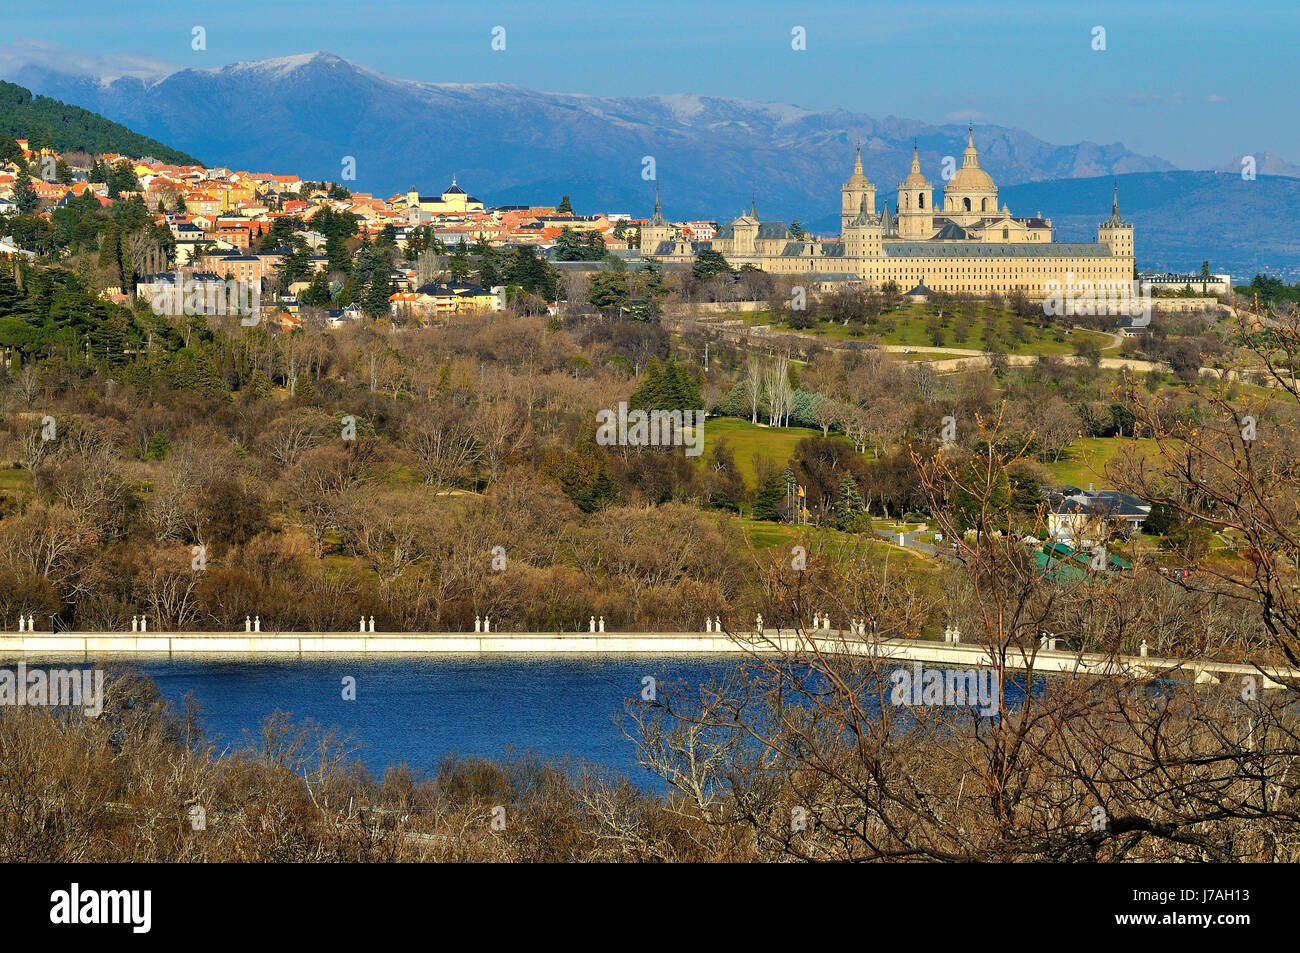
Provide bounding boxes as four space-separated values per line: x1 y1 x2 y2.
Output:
883 242 1114 258
651 240 704 255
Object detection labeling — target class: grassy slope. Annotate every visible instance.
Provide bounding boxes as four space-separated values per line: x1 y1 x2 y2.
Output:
704 417 837 490
1040 436 1162 488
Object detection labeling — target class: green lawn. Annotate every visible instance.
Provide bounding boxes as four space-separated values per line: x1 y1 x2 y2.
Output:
1041 437 1162 488
0 467 31 499
703 417 835 489
736 516 940 570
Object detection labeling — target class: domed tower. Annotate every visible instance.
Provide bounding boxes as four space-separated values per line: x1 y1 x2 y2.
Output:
841 143 876 235
842 193 883 263
896 144 934 240
1097 186 1133 259
639 186 676 256
943 125 999 223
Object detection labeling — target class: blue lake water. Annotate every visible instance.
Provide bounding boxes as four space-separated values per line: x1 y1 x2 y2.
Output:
95 655 738 786
3 654 1037 790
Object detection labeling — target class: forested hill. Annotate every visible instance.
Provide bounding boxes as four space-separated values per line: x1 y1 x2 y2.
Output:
0 79 200 164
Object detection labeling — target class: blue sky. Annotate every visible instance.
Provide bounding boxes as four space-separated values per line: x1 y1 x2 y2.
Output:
4 0 1295 168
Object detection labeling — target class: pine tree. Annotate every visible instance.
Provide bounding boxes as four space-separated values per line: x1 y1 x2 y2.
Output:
663 356 702 410
753 470 786 522
363 270 392 318
13 168 38 214
629 358 664 410
587 461 619 511
0 258 20 315
835 475 867 531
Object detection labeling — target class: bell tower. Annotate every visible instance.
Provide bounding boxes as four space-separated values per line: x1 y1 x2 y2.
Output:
639 186 675 256
896 144 934 240
841 143 876 235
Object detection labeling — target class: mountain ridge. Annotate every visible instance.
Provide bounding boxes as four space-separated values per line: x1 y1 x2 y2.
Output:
3 42 1296 276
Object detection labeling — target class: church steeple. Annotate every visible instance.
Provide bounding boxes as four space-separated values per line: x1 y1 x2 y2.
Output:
849 192 878 228
961 124 980 169
842 140 876 232
650 185 666 226
1101 185 1131 228
750 197 758 219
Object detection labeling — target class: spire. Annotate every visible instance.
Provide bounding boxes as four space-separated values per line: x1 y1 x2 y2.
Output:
749 197 758 219
854 141 864 176
651 185 665 225
1102 184 1131 229
962 125 980 168
911 142 920 172
849 192 877 228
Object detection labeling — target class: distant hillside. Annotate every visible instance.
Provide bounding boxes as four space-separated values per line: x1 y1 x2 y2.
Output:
1213 152 1300 179
1 46 1168 216
0 79 200 164
998 172 1300 280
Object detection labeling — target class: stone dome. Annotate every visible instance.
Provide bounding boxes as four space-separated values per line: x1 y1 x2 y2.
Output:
944 126 997 195
844 145 873 188
944 164 996 193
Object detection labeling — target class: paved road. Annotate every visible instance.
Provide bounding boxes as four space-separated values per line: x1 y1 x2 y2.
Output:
870 526 955 560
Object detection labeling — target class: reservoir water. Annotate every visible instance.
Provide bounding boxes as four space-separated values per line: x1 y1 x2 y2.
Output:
4 653 1034 789
96 654 736 785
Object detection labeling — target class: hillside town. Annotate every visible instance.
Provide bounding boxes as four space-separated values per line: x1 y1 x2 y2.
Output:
2 137 1249 335
0 137 670 328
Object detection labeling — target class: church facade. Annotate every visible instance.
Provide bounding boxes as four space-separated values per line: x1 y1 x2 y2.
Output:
639 128 1134 298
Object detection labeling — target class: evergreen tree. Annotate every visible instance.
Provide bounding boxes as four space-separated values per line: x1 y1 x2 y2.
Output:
449 240 471 281
753 470 786 522
554 227 586 262
326 232 353 275
582 231 606 259
363 270 393 318
835 475 867 531
0 258 20 315
692 249 733 280
588 270 629 310
629 358 664 410
557 195 573 214
300 269 332 307
13 168 39 215
586 461 619 511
